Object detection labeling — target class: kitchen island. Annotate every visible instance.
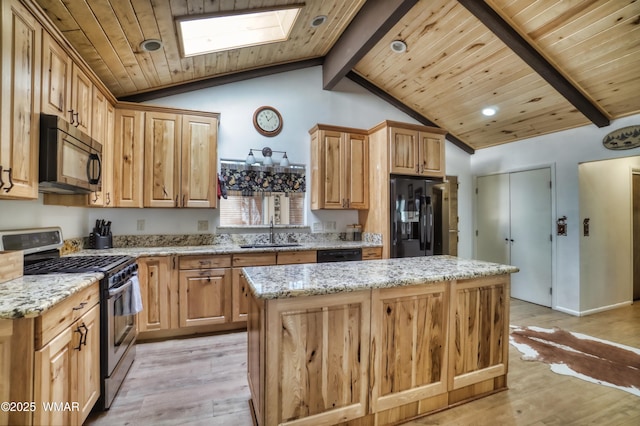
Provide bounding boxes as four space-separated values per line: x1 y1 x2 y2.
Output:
241 256 518 426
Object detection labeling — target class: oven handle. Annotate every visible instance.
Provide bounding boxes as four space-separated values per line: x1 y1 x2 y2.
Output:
108 279 133 298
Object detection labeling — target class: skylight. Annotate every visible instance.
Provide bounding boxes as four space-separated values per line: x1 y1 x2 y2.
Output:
176 7 302 57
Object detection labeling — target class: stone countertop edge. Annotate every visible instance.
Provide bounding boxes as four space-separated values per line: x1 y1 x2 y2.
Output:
0 273 103 320
241 255 519 300
72 241 382 257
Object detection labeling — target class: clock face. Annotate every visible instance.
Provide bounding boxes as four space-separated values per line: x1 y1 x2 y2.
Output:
253 106 282 136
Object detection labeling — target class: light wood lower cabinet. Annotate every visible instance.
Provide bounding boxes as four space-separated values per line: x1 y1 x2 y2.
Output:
34 303 100 426
248 275 511 425
178 267 231 327
248 287 370 426
137 256 175 332
231 253 276 323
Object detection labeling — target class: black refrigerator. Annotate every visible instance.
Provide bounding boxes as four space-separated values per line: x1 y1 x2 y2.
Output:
390 176 449 258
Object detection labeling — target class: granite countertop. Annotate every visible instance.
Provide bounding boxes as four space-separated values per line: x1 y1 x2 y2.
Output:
242 255 519 300
0 240 381 320
0 272 103 320
72 240 381 257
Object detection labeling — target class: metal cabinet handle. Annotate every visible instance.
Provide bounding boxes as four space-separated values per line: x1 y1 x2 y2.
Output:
92 191 99 202
68 109 75 125
3 168 13 193
182 194 186 207
162 185 168 198
73 112 80 127
106 192 111 206
175 195 178 207
415 164 419 173
0 165 4 190
72 301 88 311
74 323 88 351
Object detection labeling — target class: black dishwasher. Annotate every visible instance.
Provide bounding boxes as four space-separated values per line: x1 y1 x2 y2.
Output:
317 248 362 263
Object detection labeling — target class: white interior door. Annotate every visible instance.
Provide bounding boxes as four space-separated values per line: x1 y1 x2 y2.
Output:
476 173 510 264
509 168 552 306
476 168 552 307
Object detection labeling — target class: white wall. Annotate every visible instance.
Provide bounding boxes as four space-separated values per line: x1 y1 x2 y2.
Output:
144 66 474 257
471 113 640 314
0 66 472 257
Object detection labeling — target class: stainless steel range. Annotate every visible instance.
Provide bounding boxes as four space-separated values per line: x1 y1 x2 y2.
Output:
0 227 137 410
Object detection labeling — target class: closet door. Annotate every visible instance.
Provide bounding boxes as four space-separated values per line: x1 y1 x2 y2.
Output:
476 168 552 307
476 174 510 264
509 168 552 306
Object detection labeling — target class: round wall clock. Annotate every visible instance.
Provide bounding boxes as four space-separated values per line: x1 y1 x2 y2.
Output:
253 106 283 137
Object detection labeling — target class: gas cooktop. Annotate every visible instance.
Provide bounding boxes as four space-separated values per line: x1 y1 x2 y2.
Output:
23 255 133 275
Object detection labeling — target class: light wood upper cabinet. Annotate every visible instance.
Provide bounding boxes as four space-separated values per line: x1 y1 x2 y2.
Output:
144 111 181 208
89 101 115 207
41 31 72 118
113 108 144 207
144 112 218 208
390 124 446 177
0 0 41 199
310 124 369 210
181 114 218 208
70 64 92 135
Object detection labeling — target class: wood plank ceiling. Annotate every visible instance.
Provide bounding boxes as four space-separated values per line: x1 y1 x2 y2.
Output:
32 0 640 151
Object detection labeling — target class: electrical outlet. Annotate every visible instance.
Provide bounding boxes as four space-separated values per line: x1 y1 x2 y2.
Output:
197 220 209 231
312 222 323 232
137 219 145 231
325 221 336 231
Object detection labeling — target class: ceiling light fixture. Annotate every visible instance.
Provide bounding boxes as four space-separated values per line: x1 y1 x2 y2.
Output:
246 147 290 167
390 40 407 53
482 107 497 117
140 39 163 52
310 15 327 27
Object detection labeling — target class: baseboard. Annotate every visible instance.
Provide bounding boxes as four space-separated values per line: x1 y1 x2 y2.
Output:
553 305 581 316
577 301 633 316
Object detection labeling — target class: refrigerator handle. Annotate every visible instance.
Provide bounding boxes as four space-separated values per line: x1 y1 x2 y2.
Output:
426 203 433 245
419 195 426 250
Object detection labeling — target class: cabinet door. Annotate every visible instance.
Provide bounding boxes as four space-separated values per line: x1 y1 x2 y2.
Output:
113 108 144 207
181 115 218 208
76 305 100 424
449 276 509 392
41 31 71 118
389 127 419 175
345 133 368 209
231 268 249 323
144 111 181 207
137 257 173 332
34 325 77 426
320 130 344 209
70 64 92 135
90 102 115 207
418 132 445 177
370 283 448 413
0 0 41 199
179 268 231 327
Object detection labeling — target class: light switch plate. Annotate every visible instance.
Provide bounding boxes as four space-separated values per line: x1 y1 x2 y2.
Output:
136 219 145 231
197 220 209 231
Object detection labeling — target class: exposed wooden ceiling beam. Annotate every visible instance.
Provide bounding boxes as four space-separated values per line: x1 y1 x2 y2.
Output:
118 59 323 102
322 0 418 90
347 72 475 154
458 0 610 128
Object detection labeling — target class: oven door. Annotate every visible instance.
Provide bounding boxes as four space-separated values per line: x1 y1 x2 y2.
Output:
107 278 137 375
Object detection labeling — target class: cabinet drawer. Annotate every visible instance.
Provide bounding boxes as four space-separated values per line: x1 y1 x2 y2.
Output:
179 255 231 269
35 282 99 349
362 247 383 260
277 251 317 265
232 253 277 267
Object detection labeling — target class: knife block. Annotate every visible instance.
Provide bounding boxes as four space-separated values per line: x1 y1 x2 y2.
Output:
89 233 112 249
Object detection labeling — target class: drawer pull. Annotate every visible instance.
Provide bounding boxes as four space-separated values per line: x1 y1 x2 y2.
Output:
72 301 88 311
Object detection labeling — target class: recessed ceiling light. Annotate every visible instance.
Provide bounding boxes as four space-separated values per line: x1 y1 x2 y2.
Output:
311 15 327 27
140 39 163 52
390 40 407 53
482 107 497 117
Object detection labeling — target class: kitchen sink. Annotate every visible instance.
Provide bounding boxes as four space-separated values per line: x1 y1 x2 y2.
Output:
239 243 302 249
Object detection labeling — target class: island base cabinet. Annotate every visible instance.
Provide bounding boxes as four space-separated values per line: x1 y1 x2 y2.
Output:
448 276 510 399
247 275 511 426
248 289 371 426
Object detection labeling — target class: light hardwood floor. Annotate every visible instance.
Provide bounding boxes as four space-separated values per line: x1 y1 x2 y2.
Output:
86 299 640 426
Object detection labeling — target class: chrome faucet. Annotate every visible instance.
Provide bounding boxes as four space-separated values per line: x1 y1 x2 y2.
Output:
269 216 275 244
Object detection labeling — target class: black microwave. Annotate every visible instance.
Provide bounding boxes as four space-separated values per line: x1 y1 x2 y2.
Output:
39 113 102 194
